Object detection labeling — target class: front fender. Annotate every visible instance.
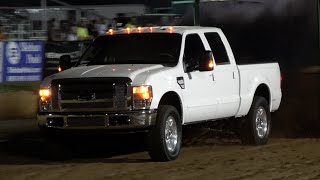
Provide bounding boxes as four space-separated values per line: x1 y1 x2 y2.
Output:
150 86 184 111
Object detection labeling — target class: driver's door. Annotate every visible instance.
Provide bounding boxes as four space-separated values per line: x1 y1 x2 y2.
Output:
182 33 219 123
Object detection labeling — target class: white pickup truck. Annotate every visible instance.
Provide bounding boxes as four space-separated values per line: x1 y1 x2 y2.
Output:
38 26 282 161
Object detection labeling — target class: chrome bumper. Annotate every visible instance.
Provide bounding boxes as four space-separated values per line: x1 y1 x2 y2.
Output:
37 110 157 130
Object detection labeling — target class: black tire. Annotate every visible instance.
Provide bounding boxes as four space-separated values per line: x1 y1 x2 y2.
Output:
240 96 271 145
147 105 182 161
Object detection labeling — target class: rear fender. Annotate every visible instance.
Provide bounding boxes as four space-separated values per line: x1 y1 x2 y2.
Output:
236 78 271 117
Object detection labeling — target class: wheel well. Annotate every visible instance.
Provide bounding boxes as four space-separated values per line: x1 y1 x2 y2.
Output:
158 92 182 118
254 84 270 105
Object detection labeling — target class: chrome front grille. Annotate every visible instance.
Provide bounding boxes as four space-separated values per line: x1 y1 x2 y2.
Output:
51 78 132 112
51 85 59 109
114 84 127 108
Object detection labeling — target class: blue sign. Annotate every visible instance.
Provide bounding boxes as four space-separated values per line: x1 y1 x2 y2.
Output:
2 41 43 82
0 42 3 82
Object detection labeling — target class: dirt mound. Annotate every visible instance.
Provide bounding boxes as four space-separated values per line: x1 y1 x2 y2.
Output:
0 92 38 120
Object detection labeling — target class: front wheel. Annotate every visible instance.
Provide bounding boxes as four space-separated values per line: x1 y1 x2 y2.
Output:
147 105 182 161
240 96 271 145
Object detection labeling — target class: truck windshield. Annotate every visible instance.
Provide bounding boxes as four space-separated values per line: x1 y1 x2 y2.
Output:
77 33 182 66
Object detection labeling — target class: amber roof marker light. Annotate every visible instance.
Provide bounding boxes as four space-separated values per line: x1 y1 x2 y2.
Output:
107 28 114 35
168 26 174 33
148 27 154 32
137 27 143 33
126 27 131 34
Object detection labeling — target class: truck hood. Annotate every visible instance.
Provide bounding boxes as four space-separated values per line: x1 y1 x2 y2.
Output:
42 64 165 86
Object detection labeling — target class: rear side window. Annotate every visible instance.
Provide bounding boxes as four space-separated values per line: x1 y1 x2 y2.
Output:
204 32 230 65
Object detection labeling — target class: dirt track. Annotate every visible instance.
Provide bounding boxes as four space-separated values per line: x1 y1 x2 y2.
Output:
1 126 320 180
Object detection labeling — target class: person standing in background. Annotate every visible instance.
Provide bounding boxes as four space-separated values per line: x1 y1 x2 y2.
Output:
125 17 137 28
97 18 107 35
76 21 90 40
67 25 78 41
0 24 7 40
47 18 55 41
87 20 98 38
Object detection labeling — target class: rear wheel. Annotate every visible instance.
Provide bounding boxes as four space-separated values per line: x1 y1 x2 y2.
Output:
148 105 182 161
240 96 271 145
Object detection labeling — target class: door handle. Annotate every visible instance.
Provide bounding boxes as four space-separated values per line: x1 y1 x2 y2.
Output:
209 74 215 81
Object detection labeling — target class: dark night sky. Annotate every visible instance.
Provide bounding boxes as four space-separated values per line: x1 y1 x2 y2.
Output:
0 0 171 7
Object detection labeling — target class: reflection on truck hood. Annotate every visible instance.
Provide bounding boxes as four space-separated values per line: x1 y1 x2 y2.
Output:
42 64 166 87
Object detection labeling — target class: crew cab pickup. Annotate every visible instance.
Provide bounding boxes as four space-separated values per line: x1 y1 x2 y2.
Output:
38 26 282 161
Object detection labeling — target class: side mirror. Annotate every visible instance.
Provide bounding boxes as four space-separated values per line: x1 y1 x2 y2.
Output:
199 51 214 72
58 55 72 72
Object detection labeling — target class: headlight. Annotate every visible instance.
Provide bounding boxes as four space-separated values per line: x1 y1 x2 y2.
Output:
39 88 51 111
132 85 152 109
39 88 51 101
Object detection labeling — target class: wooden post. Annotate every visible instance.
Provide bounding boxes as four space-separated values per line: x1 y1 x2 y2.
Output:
194 0 200 26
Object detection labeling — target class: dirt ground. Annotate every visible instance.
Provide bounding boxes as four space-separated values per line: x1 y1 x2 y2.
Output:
0 91 38 120
1 125 320 180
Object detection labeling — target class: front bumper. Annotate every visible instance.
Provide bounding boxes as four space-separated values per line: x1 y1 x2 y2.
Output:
37 110 157 130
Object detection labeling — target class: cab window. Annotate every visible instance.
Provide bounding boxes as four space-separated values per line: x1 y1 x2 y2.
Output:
183 34 206 72
78 33 182 67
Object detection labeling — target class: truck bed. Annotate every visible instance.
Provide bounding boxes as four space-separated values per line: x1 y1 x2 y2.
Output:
236 63 282 117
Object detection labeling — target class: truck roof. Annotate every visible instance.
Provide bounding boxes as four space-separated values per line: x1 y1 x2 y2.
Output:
106 26 221 35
